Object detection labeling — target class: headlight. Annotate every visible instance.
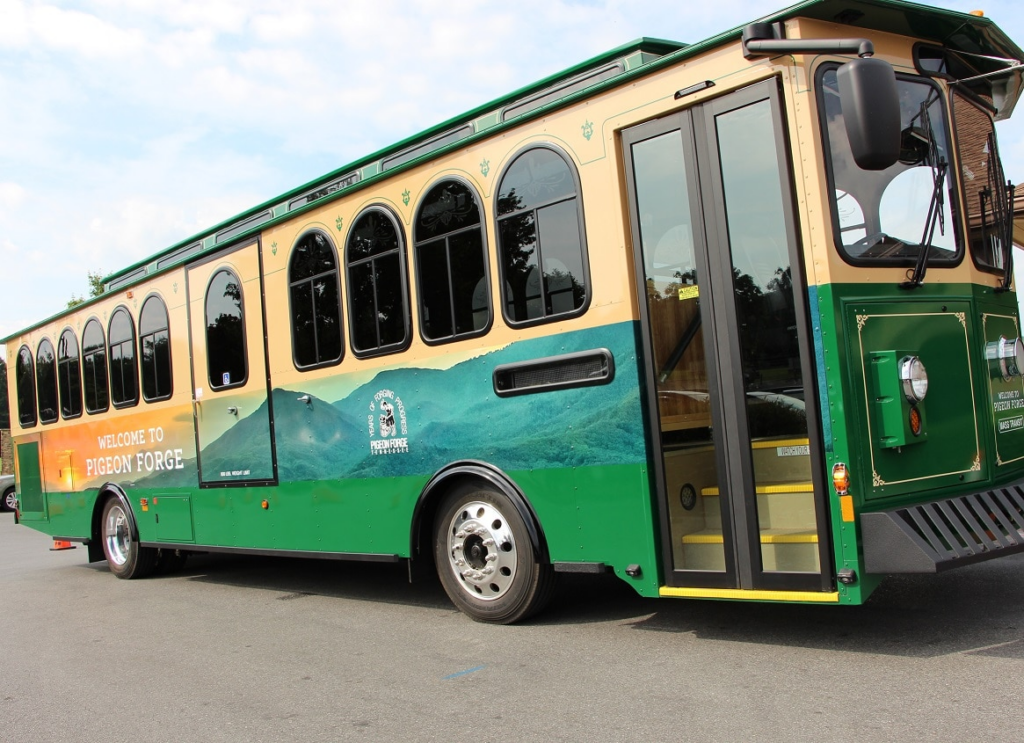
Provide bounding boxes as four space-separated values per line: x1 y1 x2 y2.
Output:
899 355 928 403
986 336 1024 381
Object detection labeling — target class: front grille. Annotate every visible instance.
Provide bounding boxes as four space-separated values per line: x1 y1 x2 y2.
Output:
861 481 1024 573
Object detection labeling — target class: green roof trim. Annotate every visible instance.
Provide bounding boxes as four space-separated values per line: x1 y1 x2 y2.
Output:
5 0 1022 344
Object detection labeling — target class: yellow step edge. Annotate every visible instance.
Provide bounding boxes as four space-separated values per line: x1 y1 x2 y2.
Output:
682 529 819 545
701 482 814 497
750 438 810 450
660 586 840 603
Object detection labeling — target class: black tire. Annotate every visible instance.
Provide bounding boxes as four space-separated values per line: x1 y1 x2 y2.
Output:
1 487 15 512
433 485 555 624
100 497 157 579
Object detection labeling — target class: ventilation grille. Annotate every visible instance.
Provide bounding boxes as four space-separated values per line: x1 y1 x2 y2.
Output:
862 484 1024 573
493 349 613 397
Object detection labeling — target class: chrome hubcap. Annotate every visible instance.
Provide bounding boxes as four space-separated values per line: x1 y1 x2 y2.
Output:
4 491 15 510
446 501 518 600
103 504 131 566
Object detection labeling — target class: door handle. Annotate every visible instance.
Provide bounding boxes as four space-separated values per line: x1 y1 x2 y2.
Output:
297 395 312 407
227 406 238 417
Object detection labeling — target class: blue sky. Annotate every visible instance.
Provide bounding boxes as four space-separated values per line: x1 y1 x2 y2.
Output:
2 0 1023 351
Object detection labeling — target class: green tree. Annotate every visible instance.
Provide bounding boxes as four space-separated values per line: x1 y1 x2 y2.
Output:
67 270 106 308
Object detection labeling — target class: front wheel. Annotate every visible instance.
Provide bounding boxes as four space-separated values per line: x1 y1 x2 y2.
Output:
101 498 157 579
434 486 555 624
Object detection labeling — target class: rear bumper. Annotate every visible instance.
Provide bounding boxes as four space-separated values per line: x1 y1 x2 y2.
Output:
861 479 1024 573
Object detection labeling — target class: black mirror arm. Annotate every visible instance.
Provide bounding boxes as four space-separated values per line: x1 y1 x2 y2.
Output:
741 23 874 59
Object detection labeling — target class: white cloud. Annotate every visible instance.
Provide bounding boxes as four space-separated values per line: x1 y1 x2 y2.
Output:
1 0 1023 341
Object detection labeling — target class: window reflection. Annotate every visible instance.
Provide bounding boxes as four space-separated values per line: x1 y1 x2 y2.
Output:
290 231 343 368
16 344 36 427
57 329 83 418
952 91 1006 271
206 269 247 389
36 339 58 424
497 147 588 324
347 208 409 355
139 295 172 401
83 319 109 414
109 307 138 407
820 68 958 263
414 180 489 342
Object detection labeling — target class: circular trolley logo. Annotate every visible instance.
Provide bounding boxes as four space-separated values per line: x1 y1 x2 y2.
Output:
368 389 409 455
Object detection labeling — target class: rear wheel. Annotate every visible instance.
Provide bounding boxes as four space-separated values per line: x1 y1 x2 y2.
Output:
101 498 157 579
1 487 15 512
434 486 555 624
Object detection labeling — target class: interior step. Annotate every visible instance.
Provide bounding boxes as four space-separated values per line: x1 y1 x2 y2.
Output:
681 528 818 545
701 482 813 496
680 528 821 572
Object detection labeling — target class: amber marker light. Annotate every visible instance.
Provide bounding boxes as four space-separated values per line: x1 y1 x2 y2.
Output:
832 462 850 495
261 500 269 510
909 406 923 437
970 10 984 16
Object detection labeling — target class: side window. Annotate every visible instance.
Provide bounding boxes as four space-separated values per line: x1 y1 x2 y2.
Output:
57 329 83 419
346 207 410 357
414 179 490 343
36 339 58 424
496 145 589 324
139 295 172 402
83 318 110 414
109 306 139 408
289 230 343 369
206 269 247 389
15 344 36 427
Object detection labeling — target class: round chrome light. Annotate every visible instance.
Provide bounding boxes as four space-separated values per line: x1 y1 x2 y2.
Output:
899 355 928 403
986 336 1024 381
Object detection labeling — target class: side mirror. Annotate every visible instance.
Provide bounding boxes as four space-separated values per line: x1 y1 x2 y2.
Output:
837 57 900 170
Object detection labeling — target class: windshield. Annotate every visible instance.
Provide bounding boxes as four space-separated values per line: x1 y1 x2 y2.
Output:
819 67 961 265
952 90 1011 275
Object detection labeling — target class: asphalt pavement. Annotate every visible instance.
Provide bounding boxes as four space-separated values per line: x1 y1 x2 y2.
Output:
2 512 1023 742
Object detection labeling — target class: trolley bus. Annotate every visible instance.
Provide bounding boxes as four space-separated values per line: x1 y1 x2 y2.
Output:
5 0 1024 623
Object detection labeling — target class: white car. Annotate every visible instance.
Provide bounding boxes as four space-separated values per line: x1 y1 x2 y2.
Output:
0 474 15 512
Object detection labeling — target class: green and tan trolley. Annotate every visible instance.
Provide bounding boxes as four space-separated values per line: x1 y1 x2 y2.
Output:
5 0 1024 622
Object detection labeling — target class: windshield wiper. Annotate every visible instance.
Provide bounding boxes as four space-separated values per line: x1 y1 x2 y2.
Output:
902 96 947 289
901 158 947 289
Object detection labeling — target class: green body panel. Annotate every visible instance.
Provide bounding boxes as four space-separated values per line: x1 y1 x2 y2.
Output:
16 442 45 517
814 281 1024 593
17 462 663 596
846 299 985 499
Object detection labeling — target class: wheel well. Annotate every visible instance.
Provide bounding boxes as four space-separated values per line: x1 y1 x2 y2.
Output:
410 464 550 570
88 485 135 563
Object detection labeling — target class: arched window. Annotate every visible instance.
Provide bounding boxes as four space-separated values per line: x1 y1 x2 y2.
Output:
15 344 36 427
206 269 247 389
139 295 172 401
82 318 109 414
496 145 589 324
109 307 139 408
414 179 490 343
346 207 410 357
36 338 58 424
289 230 343 369
57 328 83 419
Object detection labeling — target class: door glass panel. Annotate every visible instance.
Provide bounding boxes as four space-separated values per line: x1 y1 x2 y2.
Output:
715 100 818 573
631 130 724 573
